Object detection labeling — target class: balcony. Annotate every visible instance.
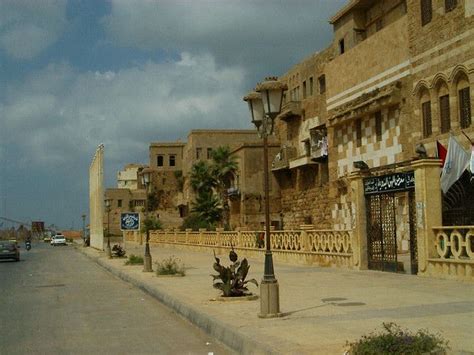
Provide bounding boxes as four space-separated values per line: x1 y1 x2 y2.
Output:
277 100 302 122
309 132 328 162
227 187 240 200
272 146 297 171
289 155 318 169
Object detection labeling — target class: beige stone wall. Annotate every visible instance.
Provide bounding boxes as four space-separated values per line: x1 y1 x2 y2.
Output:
229 143 281 230
149 143 184 171
408 0 474 154
89 144 104 250
117 164 143 190
326 16 410 106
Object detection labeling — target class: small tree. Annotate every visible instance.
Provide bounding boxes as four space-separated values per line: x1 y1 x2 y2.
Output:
191 191 222 227
141 216 163 233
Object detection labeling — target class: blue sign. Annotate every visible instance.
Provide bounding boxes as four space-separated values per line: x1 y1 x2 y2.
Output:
120 213 140 231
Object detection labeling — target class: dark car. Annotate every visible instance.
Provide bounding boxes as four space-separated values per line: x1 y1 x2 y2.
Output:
0 240 20 261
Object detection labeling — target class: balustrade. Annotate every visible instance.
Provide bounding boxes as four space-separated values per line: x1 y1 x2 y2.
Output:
433 226 474 261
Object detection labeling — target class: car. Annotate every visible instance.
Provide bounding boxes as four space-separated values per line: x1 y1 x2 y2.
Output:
0 240 20 261
51 234 67 246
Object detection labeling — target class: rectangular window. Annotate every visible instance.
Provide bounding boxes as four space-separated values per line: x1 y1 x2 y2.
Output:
439 95 451 133
169 155 176 167
295 86 300 100
157 155 164 167
422 101 432 137
309 77 313 96
117 199 122 208
375 18 383 32
303 81 307 99
459 87 471 129
375 111 383 141
207 148 213 159
421 0 432 26
318 75 326 94
355 119 362 147
339 39 345 54
196 148 202 159
445 0 457 12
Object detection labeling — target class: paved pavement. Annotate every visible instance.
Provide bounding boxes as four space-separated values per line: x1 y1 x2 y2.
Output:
76 241 474 354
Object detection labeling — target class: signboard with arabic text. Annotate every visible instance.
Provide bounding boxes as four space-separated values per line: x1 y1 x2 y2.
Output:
364 171 415 195
120 213 140 231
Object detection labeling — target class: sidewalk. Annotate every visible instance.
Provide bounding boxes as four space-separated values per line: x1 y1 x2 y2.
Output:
76 242 474 354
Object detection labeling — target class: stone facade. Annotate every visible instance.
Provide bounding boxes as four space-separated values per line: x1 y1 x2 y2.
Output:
228 142 281 230
117 164 145 190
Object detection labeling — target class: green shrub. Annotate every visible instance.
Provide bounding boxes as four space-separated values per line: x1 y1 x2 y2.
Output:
345 322 449 355
155 256 186 276
125 254 144 265
180 213 214 231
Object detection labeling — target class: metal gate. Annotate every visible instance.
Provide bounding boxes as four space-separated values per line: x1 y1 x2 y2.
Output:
364 172 417 274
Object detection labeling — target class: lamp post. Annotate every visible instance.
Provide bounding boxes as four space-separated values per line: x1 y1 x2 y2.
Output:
243 77 287 318
104 199 112 258
81 214 86 246
140 168 153 272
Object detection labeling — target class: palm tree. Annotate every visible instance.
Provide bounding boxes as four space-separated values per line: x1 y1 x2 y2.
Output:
191 191 222 227
190 160 216 195
211 146 238 228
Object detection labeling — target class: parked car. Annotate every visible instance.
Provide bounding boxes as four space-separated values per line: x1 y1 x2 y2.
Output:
0 240 20 261
51 234 67 246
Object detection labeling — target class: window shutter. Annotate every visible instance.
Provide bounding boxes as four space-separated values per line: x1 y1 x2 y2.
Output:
439 95 450 133
459 87 471 129
422 101 432 137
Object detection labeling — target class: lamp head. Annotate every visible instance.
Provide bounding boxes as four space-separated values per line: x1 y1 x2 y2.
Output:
243 91 263 130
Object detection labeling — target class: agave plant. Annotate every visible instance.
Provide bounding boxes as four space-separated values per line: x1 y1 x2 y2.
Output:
211 245 258 297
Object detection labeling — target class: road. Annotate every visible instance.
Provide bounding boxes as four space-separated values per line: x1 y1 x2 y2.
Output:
0 242 233 355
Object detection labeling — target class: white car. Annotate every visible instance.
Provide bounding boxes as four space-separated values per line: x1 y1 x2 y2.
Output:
51 234 67 246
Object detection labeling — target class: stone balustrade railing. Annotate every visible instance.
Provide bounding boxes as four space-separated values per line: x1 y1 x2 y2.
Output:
432 226 474 261
425 226 474 281
124 228 353 268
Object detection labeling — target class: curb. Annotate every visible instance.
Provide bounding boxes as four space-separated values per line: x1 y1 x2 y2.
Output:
75 246 272 355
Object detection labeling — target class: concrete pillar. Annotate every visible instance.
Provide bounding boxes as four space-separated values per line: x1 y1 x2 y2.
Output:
349 171 368 270
412 159 443 274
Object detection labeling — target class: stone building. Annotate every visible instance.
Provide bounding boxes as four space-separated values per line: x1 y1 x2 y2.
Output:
117 164 145 190
266 0 472 274
228 141 281 230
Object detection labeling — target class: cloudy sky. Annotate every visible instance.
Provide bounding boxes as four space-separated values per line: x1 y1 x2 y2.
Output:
0 0 346 230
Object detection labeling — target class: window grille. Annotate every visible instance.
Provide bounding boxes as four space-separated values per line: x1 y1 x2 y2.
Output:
445 0 457 12
375 111 383 141
355 119 362 147
422 101 432 137
439 95 450 133
459 87 471 129
318 75 326 94
421 0 432 26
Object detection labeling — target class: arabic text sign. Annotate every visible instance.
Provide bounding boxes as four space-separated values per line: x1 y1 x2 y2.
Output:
364 171 415 195
120 213 140 231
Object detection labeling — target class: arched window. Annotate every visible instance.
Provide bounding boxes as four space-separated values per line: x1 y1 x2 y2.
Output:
455 73 471 129
436 80 450 133
419 86 432 137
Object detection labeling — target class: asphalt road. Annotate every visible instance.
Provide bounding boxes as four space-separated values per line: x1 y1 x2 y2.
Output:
0 242 233 355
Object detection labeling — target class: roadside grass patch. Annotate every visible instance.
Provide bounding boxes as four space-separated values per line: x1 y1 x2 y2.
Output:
125 254 144 265
155 256 186 276
345 322 449 355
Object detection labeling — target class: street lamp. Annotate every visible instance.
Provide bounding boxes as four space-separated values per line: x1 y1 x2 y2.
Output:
81 214 86 246
104 199 112 258
243 76 287 318
140 167 153 272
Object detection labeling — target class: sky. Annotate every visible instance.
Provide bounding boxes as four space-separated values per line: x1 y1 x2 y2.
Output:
0 0 346 230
